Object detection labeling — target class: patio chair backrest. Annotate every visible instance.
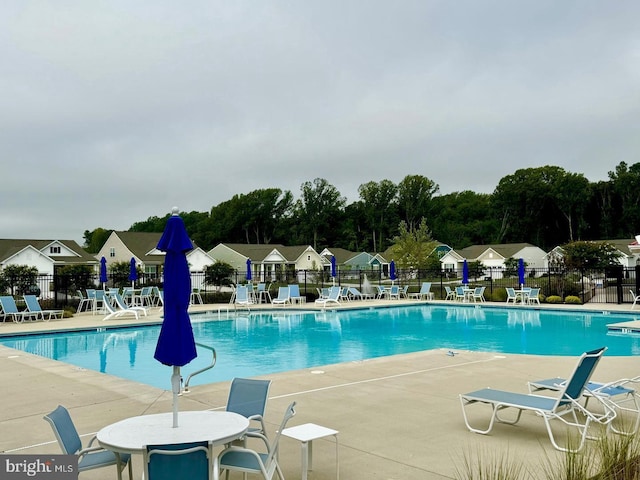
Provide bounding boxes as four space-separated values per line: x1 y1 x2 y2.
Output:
43 405 82 455
420 283 431 294
226 378 271 420
264 402 296 466
145 441 210 480
556 347 606 407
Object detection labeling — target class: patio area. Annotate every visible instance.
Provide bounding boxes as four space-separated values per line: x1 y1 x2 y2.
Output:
1 300 638 479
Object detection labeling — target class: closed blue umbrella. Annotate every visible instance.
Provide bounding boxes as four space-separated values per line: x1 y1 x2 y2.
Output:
128 257 138 288
154 208 196 427
99 256 108 289
331 256 337 285
246 258 252 282
462 260 469 285
518 258 525 288
390 260 397 283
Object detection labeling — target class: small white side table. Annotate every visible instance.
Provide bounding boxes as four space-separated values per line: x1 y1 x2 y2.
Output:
282 423 339 480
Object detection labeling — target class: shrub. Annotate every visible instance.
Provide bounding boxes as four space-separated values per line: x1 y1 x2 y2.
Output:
546 295 563 304
490 289 508 302
564 296 582 304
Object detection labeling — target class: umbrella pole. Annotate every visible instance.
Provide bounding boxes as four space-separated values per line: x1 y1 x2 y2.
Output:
171 366 181 427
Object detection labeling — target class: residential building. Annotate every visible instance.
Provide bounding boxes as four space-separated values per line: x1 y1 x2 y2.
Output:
208 243 324 282
0 239 97 274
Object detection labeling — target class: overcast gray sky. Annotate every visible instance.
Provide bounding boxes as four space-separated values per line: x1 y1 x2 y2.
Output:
2 1 639 244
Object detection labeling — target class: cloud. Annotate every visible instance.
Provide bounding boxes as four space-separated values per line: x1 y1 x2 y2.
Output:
1 0 639 243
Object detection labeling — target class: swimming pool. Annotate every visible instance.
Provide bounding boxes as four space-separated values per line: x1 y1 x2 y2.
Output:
1 305 639 390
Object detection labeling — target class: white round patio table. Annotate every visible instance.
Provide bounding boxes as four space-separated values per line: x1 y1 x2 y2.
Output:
97 411 249 455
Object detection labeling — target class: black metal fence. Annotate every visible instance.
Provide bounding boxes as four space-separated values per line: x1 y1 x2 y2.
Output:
2 265 639 308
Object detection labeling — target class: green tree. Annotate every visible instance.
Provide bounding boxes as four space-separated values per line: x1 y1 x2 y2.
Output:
397 174 439 230
492 166 589 249
83 228 113 253
389 219 437 271
296 178 346 251
551 172 590 242
503 257 525 277
204 262 235 291
358 179 398 252
57 265 94 293
608 161 640 237
430 191 497 248
562 241 621 269
108 261 139 288
0 265 39 295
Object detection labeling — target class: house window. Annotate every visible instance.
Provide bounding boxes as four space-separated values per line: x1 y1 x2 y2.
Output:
307 255 311 261
50 246 61 254
109 248 115 258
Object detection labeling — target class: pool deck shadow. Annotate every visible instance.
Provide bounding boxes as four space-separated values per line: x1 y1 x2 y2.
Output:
1 299 638 479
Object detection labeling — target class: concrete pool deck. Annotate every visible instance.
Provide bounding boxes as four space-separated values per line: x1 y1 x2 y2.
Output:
1 299 639 479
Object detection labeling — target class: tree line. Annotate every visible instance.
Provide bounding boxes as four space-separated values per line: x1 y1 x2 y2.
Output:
83 162 640 254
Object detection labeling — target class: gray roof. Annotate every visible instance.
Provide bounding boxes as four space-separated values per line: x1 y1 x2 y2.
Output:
219 243 313 262
457 243 537 260
0 239 97 265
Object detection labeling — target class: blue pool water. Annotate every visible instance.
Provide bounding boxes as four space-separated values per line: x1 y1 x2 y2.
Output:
1 305 639 390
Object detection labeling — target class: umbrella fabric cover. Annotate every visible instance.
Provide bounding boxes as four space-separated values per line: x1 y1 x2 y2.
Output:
331 256 337 278
128 257 138 282
100 257 108 284
154 214 197 367
390 260 397 281
462 260 469 285
246 258 252 281
518 258 525 287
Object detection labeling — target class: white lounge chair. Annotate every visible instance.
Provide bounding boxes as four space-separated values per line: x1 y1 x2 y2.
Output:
103 292 148 321
0 296 38 323
315 286 341 308
234 285 252 311
271 287 290 307
528 375 640 436
460 347 614 452
409 282 433 300
23 295 64 321
631 289 640 309
348 287 373 300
